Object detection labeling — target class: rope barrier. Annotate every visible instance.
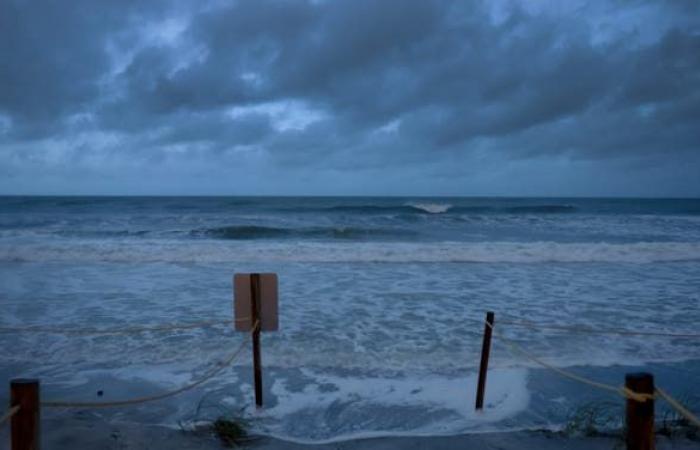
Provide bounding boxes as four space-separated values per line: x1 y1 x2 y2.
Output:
41 321 258 408
0 318 251 336
487 320 700 427
3 305 698 428
497 318 700 338
655 387 700 429
0 405 20 426
485 320 628 397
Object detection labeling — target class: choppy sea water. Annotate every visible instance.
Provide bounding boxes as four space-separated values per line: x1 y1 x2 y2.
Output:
0 196 699 440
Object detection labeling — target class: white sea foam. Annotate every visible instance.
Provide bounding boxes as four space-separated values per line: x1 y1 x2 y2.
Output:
3 240 700 263
248 368 529 442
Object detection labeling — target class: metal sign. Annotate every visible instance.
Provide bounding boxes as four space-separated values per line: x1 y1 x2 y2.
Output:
234 273 279 332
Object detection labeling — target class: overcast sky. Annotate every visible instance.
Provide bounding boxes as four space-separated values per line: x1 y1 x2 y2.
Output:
1 0 699 196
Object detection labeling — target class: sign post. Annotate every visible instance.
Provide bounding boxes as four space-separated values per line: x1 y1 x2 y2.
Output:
250 274 263 407
234 273 278 408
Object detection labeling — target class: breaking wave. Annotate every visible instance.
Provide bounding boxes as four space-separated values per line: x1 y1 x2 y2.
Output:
406 203 452 214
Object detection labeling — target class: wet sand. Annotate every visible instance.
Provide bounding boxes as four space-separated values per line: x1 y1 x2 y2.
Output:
2 414 697 450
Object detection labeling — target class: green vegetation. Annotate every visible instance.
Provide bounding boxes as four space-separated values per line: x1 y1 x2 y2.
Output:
658 394 699 441
178 393 254 447
212 417 249 448
564 401 622 437
564 396 699 444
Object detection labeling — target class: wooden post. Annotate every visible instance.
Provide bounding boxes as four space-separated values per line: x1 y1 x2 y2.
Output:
475 311 494 410
250 273 263 407
626 372 655 450
10 379 40 450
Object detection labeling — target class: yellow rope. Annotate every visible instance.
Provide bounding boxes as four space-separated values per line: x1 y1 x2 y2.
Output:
620 387 655 403
486 320 621 394
41 321 258 408
655 387 700 429
488 318 700 427
485 320 656 402
0 318 250 336
0 405 20 426
497 318 700 338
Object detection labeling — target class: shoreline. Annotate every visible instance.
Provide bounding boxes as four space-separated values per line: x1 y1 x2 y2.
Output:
3 415 696 450
3 360 699 445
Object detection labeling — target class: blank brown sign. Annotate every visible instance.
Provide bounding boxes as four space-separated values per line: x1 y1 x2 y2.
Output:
234 273 279 331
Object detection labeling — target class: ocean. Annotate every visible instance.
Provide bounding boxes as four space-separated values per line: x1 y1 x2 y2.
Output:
1 196 699 441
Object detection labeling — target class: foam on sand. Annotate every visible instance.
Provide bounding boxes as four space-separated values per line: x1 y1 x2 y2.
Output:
245 368 530 442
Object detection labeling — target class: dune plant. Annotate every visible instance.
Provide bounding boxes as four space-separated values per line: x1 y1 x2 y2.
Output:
564 401 623 437
178 393 254 447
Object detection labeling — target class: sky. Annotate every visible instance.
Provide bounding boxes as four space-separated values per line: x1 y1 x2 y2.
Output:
1 0 699 197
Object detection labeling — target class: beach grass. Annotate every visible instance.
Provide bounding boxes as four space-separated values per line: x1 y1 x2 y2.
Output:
212 417 249 447
176 392 254 447
564 401 622 437
659 393 699 441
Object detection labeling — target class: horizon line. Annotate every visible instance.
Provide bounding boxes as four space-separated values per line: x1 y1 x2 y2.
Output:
1 194 699 200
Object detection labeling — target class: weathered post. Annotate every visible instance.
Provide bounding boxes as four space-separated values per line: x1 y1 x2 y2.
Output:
626 372 655 450
235 272 277 408
250 273 263 407
475 311 494 410
11 379 40 450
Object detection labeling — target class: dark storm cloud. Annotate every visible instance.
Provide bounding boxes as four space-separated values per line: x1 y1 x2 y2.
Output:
1 0 699 194
0 0 177 137
99 0 700 157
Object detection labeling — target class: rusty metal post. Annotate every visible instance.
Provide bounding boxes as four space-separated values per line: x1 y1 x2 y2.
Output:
626 372 655 450
475 311 494 410
11 379 40 450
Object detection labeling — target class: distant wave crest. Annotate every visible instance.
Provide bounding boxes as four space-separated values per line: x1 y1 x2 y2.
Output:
406 203 452 214
301 203 576 215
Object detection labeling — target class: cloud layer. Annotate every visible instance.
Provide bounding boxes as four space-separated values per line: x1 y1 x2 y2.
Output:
1 0 699 195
